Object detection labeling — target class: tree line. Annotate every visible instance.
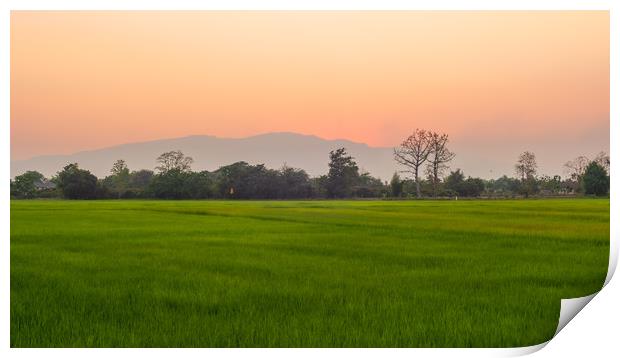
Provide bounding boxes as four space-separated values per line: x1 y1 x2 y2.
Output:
11 129 610 200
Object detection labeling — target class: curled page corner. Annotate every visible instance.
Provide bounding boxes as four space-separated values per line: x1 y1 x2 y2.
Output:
604 235 618 286
510 240 617 356
554 293 598 337
502 341 549 357
548 242 616 340
552 227 618 337
508 293 600 356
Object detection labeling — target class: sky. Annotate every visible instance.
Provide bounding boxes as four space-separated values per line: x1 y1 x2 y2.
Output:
10 11 609 176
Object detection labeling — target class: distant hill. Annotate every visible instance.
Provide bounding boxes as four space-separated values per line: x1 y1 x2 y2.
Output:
11 132 399 180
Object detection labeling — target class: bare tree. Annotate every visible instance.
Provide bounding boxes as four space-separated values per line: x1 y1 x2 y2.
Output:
515 151 538 198
425 131 455 197
155 150 194 173
394 129 433 198
564 155 590 181
593 151 610 173
515 151 537 180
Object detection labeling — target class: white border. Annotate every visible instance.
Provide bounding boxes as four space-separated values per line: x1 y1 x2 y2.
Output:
2 1 617 357
0 0 614 11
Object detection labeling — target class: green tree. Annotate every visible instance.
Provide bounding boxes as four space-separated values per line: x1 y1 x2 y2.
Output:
213 162 280 199
582 162 609 196
186 171 215 199
518 177 539 198
278 164 313 199
444 169 465 196
56 163 98 199
489 175 521 197
390 172 403 198
311 175 329 198
539 175 562 194
148 169 193 199
326 148 359 198
11 171 45 198
352 172 386 198
443 169 484 197
128 169 154 197
109 159 130 198
461 177 485 197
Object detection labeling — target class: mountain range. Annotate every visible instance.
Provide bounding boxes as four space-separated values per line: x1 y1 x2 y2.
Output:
11 130 610 181
11 132 399 181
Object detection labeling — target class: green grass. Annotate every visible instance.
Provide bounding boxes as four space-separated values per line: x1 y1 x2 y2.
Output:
10 199 609 347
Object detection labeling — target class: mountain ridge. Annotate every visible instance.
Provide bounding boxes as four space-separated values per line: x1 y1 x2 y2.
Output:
11 132 399 180
13 131 607 180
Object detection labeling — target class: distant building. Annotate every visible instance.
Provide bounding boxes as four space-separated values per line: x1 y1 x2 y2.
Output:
34 179 56 190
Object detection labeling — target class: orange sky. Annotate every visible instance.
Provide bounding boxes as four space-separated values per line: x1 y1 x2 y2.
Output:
11 11 609 161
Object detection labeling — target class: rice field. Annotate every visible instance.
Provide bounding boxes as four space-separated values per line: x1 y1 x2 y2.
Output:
10 199 609 347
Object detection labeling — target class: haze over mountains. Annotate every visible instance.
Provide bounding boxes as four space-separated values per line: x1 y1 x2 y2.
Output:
11 133 398 180
11 131 609 180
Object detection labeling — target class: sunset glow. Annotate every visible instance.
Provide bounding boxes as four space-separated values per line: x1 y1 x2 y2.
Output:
11 11 609 165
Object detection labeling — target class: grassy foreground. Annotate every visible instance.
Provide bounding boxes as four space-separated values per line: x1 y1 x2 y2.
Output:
10 199 609 347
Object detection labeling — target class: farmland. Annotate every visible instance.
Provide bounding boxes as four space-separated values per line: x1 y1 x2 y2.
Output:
10 199 609 347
